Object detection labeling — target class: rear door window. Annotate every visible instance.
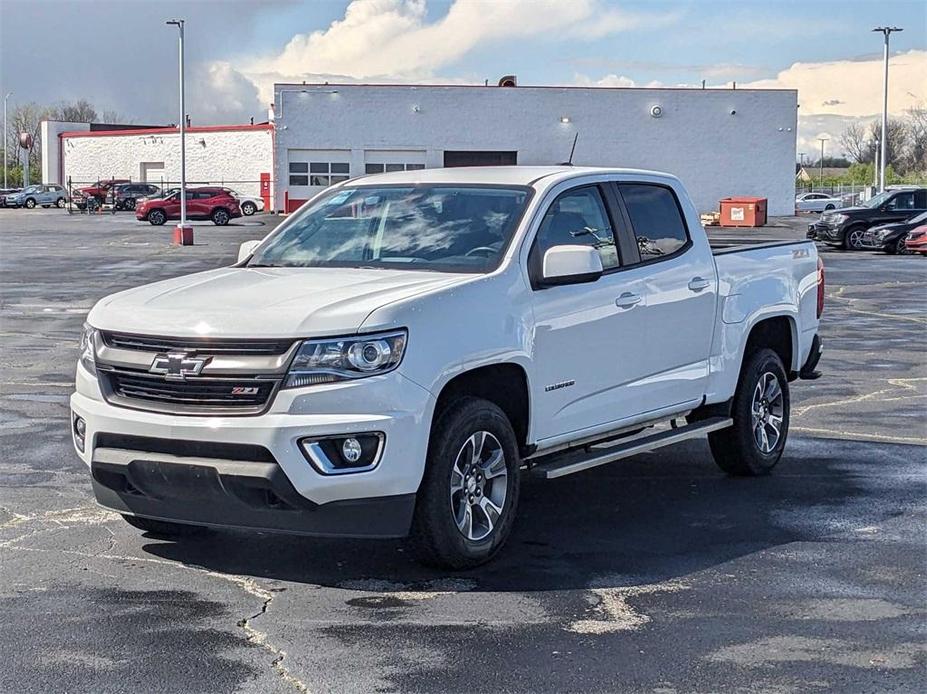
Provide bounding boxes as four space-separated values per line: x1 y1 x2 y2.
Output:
618 184 690 261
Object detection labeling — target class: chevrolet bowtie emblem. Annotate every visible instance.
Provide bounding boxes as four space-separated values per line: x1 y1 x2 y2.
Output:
149 352 210 381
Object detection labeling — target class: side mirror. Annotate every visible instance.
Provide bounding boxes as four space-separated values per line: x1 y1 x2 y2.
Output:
238 240 261 263
540 245 603 286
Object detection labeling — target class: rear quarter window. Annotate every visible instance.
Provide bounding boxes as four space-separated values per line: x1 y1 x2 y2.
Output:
619 184 690 261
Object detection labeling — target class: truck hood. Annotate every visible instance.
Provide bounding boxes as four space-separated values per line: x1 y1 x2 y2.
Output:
88 266 473 337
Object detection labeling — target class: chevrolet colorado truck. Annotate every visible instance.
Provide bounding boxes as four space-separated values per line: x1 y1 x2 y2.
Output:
71 167 824 568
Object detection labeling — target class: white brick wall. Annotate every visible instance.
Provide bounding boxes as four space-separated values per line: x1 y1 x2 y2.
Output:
60 127 273 198
274 84 797 215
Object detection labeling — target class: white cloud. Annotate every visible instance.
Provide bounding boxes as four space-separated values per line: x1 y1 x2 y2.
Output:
232 0 681 104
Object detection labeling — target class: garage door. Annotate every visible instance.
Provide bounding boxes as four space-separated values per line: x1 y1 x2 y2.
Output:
363 150 426 175
286 149 351 211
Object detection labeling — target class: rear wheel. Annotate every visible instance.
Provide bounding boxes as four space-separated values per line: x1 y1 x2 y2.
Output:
148 209 167 226
844 226 866 250
708 348 790 476
824 204 835 210
211 208 230 226
122 514 210 537
410 397 521 569
241 201 257 216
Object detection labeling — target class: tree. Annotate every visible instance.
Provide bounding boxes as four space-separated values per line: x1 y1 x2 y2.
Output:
839 122 872 164
903 104 927 174
868 118 907 171
51 99 98 123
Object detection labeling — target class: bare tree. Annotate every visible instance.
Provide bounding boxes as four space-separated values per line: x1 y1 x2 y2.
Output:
839 121 873 164
868 118 907 171
51 99 98 123
903 104 927 173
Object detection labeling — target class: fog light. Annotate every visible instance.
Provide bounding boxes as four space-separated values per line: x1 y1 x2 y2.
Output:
73 415 86 453
299 433 384 475
342 437 362 464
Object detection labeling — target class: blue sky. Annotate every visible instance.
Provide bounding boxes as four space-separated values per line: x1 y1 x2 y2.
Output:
1 0 925 156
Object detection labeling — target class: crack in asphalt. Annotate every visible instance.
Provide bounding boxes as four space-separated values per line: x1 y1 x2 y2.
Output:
1 506 311 693
826 283 926 325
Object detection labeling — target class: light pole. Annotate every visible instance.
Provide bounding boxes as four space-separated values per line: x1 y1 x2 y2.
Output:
873 26 902 192
3 92 11 189
166 19 189 242
818 137 828 189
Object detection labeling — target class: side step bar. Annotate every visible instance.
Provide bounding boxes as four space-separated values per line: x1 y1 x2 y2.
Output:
531 417 733 480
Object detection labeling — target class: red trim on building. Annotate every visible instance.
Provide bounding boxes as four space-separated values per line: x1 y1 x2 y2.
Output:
59 123 274 139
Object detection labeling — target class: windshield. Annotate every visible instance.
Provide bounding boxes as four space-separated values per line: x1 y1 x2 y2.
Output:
23 186 40 193
249 185 531 273
863 191 892 208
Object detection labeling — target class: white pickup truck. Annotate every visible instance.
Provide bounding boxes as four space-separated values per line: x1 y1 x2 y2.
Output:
71 167 824 568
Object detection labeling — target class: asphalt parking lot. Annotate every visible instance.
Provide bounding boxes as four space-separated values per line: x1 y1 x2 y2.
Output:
1 208 924 693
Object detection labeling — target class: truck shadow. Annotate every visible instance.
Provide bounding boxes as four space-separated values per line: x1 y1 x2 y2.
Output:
143 436 922 592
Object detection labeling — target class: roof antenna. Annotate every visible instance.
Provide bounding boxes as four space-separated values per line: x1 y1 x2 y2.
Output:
560 132 579 166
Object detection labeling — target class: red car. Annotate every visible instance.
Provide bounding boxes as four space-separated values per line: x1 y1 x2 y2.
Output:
135 187 242 226
73 178 130 209
904 225 927 255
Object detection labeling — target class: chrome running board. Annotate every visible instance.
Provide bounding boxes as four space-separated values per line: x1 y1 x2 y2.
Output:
531 417 733 480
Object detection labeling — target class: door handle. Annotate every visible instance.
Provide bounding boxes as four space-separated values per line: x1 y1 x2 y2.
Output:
688 277 711 292
615 292 642 308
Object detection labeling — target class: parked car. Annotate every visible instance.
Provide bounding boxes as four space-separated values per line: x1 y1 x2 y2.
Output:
860 211 927 254
811 187 927 249
135 187 242 226
110 183 161 211
0 187 22 207
221 188 264 216
904 225 927 255
4 184 68 209
72 166 824 568
72 179 130 209
795 192 843 213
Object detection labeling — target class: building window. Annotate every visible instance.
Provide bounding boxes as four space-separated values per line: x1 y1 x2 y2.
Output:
295 162 351 187
365 163 426 175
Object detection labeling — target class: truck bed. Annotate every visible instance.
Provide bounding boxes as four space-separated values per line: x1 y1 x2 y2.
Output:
710 238 813 255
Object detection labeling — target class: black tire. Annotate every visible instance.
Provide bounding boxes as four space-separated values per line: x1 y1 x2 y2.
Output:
241 201 257 216
125 198 136 211
122 514 210 537
895 236 911 255
824 204 835 210
843 225 866 250
410 397 521 569
24 198 36 209
211 207 230 226
56 197 65 208
708 348 790 476
148 209 167 226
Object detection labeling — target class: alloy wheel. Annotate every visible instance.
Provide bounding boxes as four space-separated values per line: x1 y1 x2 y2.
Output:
751 372 784 453
449 431 508 541
847 229 865 250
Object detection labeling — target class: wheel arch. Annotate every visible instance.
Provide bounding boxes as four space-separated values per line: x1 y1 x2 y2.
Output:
740 314 797 380
431 363 531 453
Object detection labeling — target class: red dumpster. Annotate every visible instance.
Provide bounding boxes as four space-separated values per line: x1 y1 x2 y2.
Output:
719 197 767 227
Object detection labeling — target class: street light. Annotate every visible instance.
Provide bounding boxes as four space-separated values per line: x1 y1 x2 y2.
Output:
3 92 12 190
873 26 902 193
818 137 828 189
166 19 189 242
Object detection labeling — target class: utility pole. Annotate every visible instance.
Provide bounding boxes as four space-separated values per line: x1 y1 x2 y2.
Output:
166 19 190 243
818 138 828 189
3 92 11 189
873 26 902 192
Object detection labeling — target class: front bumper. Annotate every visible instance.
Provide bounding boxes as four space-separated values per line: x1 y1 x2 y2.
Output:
71 364 435 537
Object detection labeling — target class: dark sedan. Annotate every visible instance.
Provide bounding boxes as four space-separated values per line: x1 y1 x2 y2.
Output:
860 211 927 254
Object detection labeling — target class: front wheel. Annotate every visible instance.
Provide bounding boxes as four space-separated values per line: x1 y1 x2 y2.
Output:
24 198 36 209
211 208 230 226
122 514 210 538
895 236 911 255
708 348 790 476
410 397 521 569
844 226 866 250
56 197 65 208
125 198 136 211
148 209 167 226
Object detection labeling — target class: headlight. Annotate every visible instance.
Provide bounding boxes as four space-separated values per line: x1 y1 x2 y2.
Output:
284 330 407 388
876 229 892 239
832 213 848 224
79 322 98 374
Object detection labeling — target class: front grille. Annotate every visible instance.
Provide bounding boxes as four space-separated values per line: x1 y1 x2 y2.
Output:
102 331 294 356
101 369 278 415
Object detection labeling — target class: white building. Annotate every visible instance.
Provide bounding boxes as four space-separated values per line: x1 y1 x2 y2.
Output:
273 83 797 215
42 121 273 200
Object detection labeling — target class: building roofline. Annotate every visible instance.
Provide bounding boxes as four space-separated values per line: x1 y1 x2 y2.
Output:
273 82 797 94
59 123 273 139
